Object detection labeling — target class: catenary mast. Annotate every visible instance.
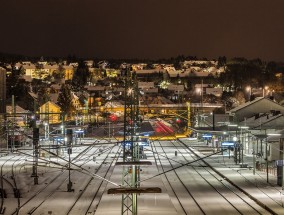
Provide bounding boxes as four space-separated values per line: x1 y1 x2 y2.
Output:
107 65 161 215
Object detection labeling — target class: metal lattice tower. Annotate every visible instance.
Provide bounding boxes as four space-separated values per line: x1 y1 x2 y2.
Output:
121 68 140 215
107 66 161 214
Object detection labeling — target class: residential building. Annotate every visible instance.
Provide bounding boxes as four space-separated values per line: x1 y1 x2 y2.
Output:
63 65 74 80
6 105 30 127
39 101 61 124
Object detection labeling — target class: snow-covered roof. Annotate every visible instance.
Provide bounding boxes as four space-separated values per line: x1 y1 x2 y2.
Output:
22 75 32 82
239 112 284 130
22 64 36 69
104 101 123 108
49 93 59 103
85 86 105 91
63 65 74 70
6 105 29 113
136 69 164 74
229 97 268 113
43 64 58 70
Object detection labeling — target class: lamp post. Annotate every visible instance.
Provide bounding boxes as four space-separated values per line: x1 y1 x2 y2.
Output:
246 86 251 101
239 126 249 164
195 87 202 127
263 86 268 97
196 80 203 114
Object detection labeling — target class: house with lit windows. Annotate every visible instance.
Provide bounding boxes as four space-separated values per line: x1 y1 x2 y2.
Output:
63 65 74 80
39 101 61 124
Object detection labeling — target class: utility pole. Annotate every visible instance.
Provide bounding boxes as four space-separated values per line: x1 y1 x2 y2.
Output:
201 78 203 114
11 95 15 152
31 126 39 185
31 101 39 184
66 128 73 192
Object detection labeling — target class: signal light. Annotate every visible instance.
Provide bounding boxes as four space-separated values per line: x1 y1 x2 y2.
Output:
109 114 118 122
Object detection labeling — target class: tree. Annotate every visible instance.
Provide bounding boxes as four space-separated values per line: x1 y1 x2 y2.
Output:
72 61 90 91
217 56 227 68
6 65 28 99
35 63 46 79
52 64 65 82
37 87 50 106
234 90 246 105
57 84 74 115
221 91 239 110
6 65 34 111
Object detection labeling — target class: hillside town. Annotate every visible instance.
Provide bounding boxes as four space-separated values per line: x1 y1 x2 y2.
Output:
0 56 284 155
1 57 283 118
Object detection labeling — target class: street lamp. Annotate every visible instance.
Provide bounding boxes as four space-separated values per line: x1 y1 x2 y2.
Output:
246 86 251 101
263 86 269 97
196 80 203 112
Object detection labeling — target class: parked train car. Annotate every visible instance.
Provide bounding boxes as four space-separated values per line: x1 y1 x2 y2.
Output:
8 131 24 148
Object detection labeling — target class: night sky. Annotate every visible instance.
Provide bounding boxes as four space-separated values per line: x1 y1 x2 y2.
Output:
1 0 284 61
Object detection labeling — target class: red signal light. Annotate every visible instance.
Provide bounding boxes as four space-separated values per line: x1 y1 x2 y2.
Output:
109 114 118 122
176 118 181 123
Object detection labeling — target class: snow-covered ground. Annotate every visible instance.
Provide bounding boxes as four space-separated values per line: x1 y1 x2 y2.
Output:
0 137 283 215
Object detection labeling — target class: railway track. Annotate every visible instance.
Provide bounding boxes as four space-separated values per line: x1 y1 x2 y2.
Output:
0 154 18 214
178 138 284 214
66 145 121 215
0 151 33 214
152 139 274 214
11 144 98 215
151 140 202 215
17 142 120 215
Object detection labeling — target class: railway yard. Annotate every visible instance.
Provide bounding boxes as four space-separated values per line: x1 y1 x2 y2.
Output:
0 136 283 215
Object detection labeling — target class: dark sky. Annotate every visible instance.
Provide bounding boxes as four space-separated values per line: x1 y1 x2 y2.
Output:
1 0 284 61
